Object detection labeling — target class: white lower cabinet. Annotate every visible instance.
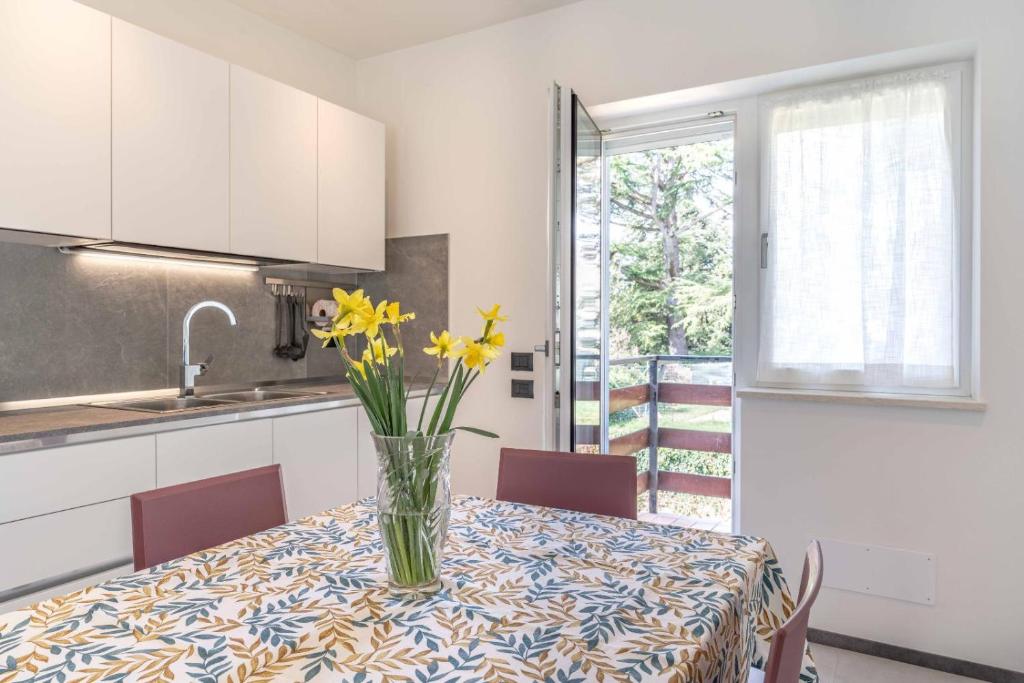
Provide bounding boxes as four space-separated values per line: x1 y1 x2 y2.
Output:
273 407 358 521
356 396 427 500
0 400 433 613
0 499 134 606
156 420 273 487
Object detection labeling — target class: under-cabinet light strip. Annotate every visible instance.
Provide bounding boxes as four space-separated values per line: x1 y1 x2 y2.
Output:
58 246 259 272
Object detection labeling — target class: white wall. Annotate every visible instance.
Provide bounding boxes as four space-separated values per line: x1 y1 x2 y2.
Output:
78 0 358 109
356 0 1024 670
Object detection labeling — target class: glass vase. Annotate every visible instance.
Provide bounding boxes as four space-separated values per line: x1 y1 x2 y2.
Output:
373 431 453 595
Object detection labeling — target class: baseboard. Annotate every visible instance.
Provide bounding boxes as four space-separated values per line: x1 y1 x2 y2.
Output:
808 629 1024 683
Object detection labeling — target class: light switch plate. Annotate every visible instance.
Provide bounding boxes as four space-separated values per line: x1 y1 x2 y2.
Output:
511 352 533 372
511 379 534 398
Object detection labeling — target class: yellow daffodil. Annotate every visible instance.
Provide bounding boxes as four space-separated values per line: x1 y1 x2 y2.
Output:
455 337 499 371
482 330 505 349
477 304 509 322
423 330 460 359
348 357 368 380
356 300 388 339
385 301 416 325
331 288 373 329
311 326 349 348
366 336 397 364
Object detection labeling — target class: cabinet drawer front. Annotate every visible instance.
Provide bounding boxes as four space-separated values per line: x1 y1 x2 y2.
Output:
0 499 133 595
157 420 273 487
0 436 155 524
273 407 357 520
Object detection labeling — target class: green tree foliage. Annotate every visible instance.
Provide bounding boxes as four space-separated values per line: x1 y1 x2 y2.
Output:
609 138 734 357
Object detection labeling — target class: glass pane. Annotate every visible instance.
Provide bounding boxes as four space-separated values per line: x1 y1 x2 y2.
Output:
571 95 603 452
606 127 735 525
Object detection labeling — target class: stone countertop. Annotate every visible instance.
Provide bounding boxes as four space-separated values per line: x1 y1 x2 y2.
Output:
0 380 433 454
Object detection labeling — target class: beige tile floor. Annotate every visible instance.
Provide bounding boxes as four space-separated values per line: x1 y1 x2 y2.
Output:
638 515 986 683
811 645 985 682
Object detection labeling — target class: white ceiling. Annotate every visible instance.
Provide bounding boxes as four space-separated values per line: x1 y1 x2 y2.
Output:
228 0 580 59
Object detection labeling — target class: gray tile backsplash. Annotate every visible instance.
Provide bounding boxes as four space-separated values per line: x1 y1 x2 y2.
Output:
358 234 449 383
0 235 448 402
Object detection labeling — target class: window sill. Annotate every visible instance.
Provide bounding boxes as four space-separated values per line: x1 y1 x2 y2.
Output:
735 386 987 411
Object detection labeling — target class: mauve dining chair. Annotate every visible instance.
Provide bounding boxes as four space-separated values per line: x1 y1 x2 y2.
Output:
495 448 637 520
748 540 824 683
130 464 288 570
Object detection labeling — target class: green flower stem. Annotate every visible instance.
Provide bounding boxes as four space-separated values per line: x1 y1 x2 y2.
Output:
417 364 442 433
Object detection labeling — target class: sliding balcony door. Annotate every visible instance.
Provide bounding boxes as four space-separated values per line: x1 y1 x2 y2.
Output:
551 85 607 453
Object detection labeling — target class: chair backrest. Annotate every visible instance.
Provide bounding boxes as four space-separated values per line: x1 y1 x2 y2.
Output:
496 448 637 520
130 465 287 570
762 540 824 683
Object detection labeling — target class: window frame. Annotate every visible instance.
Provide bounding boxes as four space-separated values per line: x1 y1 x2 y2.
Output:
752 61 976 399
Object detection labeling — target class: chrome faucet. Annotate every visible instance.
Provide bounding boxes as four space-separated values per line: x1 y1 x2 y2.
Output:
180 300 237 397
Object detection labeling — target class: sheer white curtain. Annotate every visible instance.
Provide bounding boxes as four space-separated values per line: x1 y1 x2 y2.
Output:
757 66 961 391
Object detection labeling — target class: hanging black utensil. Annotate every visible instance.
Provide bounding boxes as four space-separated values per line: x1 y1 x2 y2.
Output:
273 291 286 357
287 294 309 361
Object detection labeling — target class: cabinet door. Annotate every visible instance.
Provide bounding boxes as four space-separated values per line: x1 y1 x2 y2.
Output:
318 99 385 270
273 408 358 520
0 0 110 239
230 66 316 261
112 20 229 252
156 420 273 487
356 396 427 500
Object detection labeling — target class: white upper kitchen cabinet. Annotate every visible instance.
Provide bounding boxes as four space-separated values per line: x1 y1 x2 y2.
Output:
318 99 386 270
273 407 358 521
0 0 110 239
112 20 229 252
230 66 317 262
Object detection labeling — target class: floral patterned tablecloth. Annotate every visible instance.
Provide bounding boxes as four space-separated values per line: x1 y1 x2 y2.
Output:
0 496 817 682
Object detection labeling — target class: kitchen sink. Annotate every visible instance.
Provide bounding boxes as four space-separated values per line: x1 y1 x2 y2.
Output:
97 396 232 413
201 388 325 403
92 387 328 413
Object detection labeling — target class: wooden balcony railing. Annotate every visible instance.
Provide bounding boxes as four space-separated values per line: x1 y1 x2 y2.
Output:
574 355 732 513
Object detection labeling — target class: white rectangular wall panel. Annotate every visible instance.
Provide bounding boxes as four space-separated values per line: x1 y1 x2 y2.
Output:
820 538 936 605
0 0 111 238
112 19 230 252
